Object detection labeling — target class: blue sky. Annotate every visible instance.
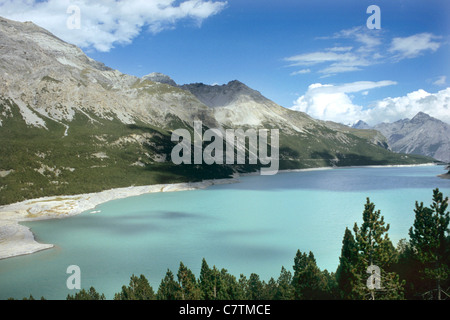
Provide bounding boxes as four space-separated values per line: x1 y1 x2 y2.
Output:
1 0 449 124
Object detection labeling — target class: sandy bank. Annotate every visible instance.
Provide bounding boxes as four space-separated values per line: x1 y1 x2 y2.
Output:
0 178 238 260
0 162 440 260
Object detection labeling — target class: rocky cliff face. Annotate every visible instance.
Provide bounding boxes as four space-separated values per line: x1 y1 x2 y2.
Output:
142 73 178 87
0 16 433 205
373 112 450 162
0 16 217 130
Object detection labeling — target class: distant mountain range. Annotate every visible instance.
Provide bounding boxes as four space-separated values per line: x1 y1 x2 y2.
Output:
0 16 433 205
352 113 450 163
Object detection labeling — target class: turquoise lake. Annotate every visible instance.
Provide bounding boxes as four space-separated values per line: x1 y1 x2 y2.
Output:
1 165 449 300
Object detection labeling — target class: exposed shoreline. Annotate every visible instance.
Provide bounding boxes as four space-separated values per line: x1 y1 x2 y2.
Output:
0 178 238 260
0 162 440 260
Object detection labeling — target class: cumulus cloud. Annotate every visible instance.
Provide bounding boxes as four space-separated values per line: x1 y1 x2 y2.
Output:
291 82 450 125
291 81 396 124
370 88 450 124
0 0 227 52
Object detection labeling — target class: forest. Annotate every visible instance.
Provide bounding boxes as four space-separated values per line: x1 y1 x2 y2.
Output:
10 188 449 301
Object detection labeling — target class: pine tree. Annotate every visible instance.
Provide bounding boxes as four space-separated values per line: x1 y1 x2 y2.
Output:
292 250 327 299
263 277 278 300
199 258 215 300
409 188 450 300
177 262 202 300
114 274 155 300
352 198 404 300
67 287 105 300
275 266 294 300
156 269 181 300
336 227 359 299
238 274 249 299
219 268 244 299
248 273 264 300
394 238 426 299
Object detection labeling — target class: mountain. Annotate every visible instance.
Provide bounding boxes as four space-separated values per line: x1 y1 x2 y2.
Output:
142 72 178 87
327 121 390 150
352 120 372 130
0 17 433 205
374 112 450 163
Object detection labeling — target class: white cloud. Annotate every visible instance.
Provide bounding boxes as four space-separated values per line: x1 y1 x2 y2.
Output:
327 46 353 52
291 83 450 125
291 81 397 125
286 27 442 76
0 0 227 52
370 88 450 124
285 50 370 75
290 69 311 76
389 33 441 59
433 75 447 86
333 26 382 50
286 51 356 66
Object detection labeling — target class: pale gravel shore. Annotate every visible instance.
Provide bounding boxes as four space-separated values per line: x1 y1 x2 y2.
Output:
0 163 440 260
0 178 238 260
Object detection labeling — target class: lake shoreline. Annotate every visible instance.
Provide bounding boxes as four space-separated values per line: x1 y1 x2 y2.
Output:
0 162 440 260
0 178 238 260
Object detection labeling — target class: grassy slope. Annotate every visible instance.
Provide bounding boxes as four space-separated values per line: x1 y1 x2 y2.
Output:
0 99 433 206
0 99 234 205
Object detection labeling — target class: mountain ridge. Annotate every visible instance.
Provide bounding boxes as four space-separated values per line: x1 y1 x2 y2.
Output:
352 112 450 163
0 16 434 205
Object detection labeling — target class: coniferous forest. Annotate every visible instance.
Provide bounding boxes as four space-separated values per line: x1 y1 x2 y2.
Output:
10 188 449 301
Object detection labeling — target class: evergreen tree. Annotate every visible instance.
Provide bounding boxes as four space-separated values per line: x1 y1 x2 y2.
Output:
292 250 327 299
199 259 239 300
275 266 294 300
67 287 106 300
156 269 181 300
336 227 359 299
220 268 245 300
177 262 202 300
248 273 264 300
199 258 216 300
409 188 450 300
321 270 339 299
352 198 404 300
393 239 426 299
263 277 278 300
114 274 155 300
238 274 249 299
211 267 230 300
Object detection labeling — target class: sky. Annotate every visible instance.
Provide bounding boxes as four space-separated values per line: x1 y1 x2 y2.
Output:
0 0 449 125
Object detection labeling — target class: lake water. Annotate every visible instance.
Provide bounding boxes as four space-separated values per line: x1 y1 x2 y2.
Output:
0 165 449 300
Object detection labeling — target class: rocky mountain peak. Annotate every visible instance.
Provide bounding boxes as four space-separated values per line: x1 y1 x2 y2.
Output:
180 79 267 109
352 120 372 129
374 112 450 162
411 111 432 123
142 72 177 87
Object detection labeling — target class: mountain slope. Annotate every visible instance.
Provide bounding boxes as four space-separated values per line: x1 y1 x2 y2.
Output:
182 81 430 169
0 17 433 205
373 112 450 163
0 17 218 129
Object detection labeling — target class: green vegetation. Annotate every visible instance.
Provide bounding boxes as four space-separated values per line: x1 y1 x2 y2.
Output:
0 97 433 206
9 188 448 301
0 99 235 205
